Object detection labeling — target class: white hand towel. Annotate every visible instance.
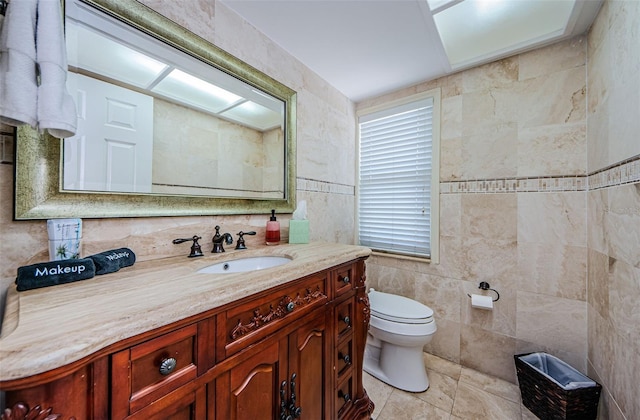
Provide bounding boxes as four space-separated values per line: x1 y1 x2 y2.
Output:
0 0 38 128
36 0 77 138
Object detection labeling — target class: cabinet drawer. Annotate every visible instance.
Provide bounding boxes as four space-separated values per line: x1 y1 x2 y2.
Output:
125 383 205 420
221 273 328 358
335 298 354 339
335 374 354 418
336 338 354 378
333 264 355 296
112 324 198 416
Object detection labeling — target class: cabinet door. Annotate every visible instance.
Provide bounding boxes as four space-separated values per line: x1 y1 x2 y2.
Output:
215 339 285 420
288 313 329 419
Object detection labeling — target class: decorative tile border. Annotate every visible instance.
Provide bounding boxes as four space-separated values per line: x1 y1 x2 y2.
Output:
441 154 640 194
588 154 640 190
299 154 640 197
297 177 355 195
440 176 586 194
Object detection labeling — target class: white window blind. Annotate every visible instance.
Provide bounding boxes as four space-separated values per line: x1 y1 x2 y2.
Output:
358 97 433 258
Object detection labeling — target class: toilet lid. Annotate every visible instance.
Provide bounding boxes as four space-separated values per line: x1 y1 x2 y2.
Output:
369 289 434 324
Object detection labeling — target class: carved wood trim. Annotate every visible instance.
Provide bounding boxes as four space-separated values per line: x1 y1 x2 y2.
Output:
1 402 75 420
230 286 326 341
357 262 370 327
358 294 370 328
356 262 367 289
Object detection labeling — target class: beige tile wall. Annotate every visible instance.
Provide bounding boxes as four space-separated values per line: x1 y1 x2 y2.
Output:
586 1 640 419
359 35 590 384
151 100 283 197
365 2 640 419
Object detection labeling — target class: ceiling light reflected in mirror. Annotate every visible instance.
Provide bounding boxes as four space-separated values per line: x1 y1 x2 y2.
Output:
153 69 243 114
221 101 283 131
67 23 168 87
65 7 283 132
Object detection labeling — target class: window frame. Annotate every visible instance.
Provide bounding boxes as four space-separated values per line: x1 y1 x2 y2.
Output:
356 89 440 263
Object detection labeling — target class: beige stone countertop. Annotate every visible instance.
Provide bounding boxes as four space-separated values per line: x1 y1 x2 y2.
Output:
0 242 371 383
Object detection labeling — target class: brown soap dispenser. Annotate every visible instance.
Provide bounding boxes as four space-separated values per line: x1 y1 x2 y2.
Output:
266 209 281 245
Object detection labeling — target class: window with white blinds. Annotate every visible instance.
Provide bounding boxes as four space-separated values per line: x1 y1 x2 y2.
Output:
358 92 439 259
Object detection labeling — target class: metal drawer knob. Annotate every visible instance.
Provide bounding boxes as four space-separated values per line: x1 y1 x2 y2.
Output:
340 353 351 365
341 276 350 284
286 301 295 312
159 357 177 375
339 390 351 403
341 316 351 326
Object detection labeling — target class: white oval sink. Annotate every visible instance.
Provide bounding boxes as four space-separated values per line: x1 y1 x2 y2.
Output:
197 256 292 274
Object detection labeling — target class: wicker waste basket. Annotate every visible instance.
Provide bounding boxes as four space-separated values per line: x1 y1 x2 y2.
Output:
515 353 602 420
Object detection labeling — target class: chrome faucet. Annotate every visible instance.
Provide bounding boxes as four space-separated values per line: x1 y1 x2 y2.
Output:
212 225 233 253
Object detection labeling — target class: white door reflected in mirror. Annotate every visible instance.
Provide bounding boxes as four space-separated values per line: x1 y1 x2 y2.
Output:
64 73 154 193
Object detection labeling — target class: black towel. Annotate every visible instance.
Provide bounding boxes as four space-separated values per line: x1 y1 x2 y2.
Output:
16 258 96 291
88 248 136 275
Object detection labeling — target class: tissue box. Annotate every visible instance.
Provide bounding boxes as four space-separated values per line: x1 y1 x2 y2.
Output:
288 220 309 244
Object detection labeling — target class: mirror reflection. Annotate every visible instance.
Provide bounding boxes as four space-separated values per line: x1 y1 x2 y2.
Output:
63 0 286 199
14 0 296 220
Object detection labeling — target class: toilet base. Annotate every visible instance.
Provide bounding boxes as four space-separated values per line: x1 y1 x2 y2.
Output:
364 338 430 393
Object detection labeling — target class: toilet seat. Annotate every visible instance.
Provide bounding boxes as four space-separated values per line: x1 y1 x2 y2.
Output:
370 314 437 337
369 289 434 324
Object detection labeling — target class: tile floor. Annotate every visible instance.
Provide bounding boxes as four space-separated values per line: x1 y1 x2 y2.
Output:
363 352 539 420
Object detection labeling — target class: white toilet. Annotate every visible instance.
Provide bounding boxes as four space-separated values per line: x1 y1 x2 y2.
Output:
364 289 437 392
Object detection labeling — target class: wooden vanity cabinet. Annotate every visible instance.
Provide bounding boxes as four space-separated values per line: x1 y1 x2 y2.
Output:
2 258 373 420
214 310 329 419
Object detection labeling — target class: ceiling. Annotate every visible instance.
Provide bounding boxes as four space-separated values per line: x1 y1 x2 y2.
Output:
220 0 603 102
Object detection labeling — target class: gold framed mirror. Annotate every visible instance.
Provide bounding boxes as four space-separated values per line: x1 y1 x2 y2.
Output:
14 0 296 220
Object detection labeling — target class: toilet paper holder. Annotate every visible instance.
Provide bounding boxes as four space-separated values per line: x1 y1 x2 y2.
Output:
467 281 500 302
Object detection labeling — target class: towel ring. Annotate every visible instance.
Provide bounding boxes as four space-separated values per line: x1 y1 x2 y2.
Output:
467 281 500 302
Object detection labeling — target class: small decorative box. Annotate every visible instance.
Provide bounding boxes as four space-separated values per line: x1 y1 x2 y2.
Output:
288 220 309 244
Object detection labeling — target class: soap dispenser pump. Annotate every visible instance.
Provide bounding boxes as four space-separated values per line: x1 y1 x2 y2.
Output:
266 209 281 245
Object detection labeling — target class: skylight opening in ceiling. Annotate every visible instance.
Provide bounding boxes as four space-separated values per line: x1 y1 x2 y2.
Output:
427 0 576 69
426 0 462 13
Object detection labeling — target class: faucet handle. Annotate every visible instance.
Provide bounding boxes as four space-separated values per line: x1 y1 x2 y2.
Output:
213 225 221 240
235 231 257 250
172 235 204 258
